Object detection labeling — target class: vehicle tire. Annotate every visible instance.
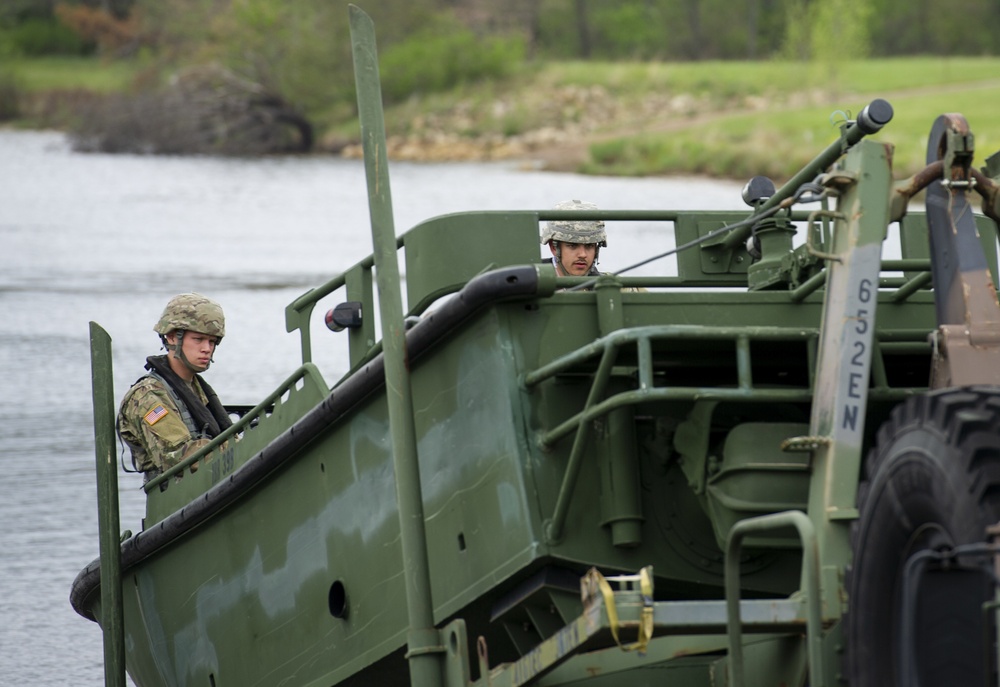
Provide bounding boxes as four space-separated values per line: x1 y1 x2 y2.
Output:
846 387 1000 686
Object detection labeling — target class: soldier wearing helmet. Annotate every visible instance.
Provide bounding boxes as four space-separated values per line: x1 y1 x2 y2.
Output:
541 199 607 278
117 293 233 482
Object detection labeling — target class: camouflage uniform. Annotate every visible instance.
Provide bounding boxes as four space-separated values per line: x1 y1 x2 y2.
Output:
541 199 644 292
117 293 230 479
540 199 608 268
542 199 606 280
118 373 214 474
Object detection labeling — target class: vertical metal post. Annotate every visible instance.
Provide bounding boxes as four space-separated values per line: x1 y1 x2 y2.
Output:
806 140 892 598
725 511 823 687
90 322 125 687
594 278 642 548
348 6 443 687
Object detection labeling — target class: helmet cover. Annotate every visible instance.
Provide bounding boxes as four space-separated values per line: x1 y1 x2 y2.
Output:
153 293 226 339
540 199 607 246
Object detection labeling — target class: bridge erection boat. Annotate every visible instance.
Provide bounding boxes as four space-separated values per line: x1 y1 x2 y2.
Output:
72 7 1000 687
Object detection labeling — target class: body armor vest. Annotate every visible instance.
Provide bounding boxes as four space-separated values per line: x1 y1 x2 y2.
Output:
143 355 232 439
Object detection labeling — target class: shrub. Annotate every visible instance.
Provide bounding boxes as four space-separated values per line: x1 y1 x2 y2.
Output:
379 17 525 104
0 69 22 120
2 17 92 56
591 3 665 60
54 3 143 57
590 138 628 166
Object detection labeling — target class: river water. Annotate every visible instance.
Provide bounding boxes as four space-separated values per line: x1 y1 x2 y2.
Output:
0 129 747 685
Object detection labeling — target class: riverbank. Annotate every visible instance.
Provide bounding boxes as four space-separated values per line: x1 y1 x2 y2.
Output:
308 61 1000 180
8 56 1000 180
335 81 738 171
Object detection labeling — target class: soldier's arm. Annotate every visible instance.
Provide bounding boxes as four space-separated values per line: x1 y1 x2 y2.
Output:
121 383 210 473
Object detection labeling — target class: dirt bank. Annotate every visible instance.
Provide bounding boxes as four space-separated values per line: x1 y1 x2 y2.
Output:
333 83 757 173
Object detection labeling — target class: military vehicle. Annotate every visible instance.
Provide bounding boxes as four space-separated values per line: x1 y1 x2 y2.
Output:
72 6 1000 687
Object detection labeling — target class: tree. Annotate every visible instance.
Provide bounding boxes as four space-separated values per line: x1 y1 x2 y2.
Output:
573 0 592 58
867 0 1000 56
811 0 871 62
0 1 57 22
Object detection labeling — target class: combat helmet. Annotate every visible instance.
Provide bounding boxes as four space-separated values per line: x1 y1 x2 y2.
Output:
154 293 226 340
540 199 607 247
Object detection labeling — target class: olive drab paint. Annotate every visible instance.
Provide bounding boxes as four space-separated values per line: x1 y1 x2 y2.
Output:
74 7 1000 687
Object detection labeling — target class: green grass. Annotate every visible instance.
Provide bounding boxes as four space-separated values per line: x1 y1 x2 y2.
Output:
541 57 1000 99
866 88 1000 174
8 53 1000 181
438 56 1000 179
569 58 1000 180
7 55 142 93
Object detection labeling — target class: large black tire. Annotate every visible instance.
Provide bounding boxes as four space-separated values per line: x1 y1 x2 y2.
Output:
847 387 1000 686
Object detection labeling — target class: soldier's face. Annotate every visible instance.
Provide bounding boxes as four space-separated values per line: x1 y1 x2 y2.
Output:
168 331 219 372
551 241 597 276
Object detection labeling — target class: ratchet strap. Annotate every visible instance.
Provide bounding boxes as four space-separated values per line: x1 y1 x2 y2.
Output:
584 566 654 654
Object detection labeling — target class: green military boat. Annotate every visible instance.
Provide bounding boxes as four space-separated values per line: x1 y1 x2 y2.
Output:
72 6 1000 687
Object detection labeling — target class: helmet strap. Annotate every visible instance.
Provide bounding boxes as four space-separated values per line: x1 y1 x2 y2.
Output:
550 241 567 276
167 330 211 375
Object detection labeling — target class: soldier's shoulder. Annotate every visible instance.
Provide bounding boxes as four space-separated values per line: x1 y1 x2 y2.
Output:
125 373 166 395
120 375 171 411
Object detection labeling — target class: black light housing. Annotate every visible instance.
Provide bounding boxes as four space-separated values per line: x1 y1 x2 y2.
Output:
325 302 363 332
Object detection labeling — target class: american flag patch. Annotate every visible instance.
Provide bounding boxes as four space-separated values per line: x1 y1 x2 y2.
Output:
144 405 169 425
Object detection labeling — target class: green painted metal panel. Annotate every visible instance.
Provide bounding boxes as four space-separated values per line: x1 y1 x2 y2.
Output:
404 212 541 313
143 364 329 525
675 212 754 283
71 14 1000 684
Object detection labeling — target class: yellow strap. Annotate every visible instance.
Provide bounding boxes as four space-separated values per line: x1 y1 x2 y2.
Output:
594 571 621 644
637 566 653 653
589 567 654 655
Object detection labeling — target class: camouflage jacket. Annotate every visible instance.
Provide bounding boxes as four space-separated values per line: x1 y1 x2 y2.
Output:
118 373 214 477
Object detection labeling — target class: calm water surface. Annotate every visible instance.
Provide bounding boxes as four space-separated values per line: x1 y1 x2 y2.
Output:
0 129 746 685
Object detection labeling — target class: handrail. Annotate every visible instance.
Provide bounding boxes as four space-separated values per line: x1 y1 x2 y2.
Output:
525 323 816 390
526 324 934 449
144 363 324 491
284 249 390 364
530 322 932 544
281 200 962 368
725 510 824 687
523 324 940 448
544 343 618 544
535 324 818 544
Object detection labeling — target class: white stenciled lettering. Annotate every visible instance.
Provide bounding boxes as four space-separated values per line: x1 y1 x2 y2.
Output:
511 648 544 687
211 446 236 484
848 371 864 399
843 402 860 431
851 340 866 367
842 279 873 433
859 278 872 303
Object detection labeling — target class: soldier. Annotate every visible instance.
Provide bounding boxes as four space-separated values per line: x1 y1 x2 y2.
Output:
118 293 232 482
540 199 607 277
